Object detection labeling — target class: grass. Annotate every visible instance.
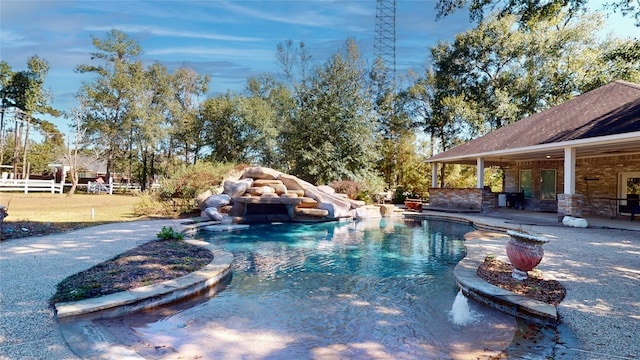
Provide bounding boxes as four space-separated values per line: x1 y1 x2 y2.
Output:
0 192 146 239
0 192 214 305
0 192 141 223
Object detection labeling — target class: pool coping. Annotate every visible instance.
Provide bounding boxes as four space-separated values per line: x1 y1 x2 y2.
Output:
54 235 233 319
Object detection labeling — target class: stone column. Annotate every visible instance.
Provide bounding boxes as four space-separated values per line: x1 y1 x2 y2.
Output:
557 193 583 222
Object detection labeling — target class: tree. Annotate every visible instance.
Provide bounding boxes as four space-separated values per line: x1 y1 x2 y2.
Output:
199 94 242 163
76 29 142 183
134 62 173 190
0 61 13 165
606 0 640 25
425 11 634 140
245 74 295 169
435 0 640 27
3 55 60 177
283 38 378 184
169 67 210 165
64 105 88 195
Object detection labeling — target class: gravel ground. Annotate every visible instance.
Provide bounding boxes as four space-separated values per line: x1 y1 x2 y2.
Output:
531 225 640 360
459 212 640 360
0 219 184 360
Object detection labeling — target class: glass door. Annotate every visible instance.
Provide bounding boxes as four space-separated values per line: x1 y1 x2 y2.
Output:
618 172 640 215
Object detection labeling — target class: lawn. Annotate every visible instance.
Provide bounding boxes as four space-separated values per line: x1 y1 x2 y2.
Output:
0 193 142 238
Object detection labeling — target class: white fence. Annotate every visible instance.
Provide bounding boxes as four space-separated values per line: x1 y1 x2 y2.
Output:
87 181 145 194
0 179 64 194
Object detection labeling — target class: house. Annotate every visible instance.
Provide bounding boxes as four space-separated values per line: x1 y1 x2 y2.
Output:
48 155 108 183
425 80 640 220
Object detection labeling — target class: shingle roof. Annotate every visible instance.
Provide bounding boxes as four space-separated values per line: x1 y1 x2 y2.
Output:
50 156 108 173
427 80 640 162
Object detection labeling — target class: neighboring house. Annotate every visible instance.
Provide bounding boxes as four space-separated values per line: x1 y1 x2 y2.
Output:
49 156 108 183
426 80 640 220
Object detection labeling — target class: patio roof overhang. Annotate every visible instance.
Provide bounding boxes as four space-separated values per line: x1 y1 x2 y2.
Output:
426 131 640 166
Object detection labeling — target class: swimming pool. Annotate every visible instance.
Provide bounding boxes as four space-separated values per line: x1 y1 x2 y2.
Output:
102 218 517 359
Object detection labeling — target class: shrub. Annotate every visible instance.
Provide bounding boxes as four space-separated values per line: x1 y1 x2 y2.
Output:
159 162 237 202
134 161 241 217
157 226 184 240
329 180 362 199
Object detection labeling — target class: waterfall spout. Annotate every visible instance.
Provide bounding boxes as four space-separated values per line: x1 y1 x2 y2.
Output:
449 290 479 326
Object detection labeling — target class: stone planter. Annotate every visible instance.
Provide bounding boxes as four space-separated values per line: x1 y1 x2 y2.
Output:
505 230 549 281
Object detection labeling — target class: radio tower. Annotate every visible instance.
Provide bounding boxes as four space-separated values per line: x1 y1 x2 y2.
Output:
374 0 396 94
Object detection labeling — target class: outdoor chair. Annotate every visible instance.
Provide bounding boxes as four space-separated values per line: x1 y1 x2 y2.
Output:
506 192 525 209
628 194 639 221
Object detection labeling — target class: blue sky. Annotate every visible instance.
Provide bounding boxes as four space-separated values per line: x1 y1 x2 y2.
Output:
1 0 638 136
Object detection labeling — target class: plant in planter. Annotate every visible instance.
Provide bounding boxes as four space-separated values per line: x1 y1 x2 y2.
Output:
505 230 549 281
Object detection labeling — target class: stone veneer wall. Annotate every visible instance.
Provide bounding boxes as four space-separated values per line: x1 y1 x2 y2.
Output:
504 154 640 216
557 193 584 220
429 188 496 212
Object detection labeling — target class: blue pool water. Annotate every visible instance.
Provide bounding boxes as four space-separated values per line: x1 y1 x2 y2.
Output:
104 218 518 359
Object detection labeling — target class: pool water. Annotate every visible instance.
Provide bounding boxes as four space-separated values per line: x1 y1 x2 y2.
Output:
101 218 518 359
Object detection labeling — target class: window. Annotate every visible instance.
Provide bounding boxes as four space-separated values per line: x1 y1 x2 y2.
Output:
519 169 532 198
540 169 556 200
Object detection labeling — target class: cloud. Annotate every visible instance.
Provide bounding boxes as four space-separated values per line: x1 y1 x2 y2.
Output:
146 46 274 61
0 30 38 48
85 25 262 42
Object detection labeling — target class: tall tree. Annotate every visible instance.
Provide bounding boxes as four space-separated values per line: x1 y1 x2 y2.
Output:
200 94 243 163
283 38 378 184
134 62 173 190
4 56 60 177
435 0 640 26
170 67 210 165
76 29 142 182
245 74 295 169
426 11 634 140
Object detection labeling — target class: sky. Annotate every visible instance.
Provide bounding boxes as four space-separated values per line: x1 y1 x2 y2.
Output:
1 0 638 137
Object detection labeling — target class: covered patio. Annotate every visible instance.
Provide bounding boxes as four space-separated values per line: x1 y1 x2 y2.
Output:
426 80 640 221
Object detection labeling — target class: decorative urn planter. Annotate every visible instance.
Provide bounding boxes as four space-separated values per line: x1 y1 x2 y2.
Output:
404 199 423 211
505 230 549 281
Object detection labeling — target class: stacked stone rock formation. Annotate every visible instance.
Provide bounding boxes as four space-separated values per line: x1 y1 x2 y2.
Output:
197 167 367 223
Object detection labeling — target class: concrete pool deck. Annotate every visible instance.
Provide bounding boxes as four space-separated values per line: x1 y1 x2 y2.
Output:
0 211 638 359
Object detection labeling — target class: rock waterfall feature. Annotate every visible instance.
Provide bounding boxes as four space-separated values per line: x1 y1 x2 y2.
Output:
196 167 385 223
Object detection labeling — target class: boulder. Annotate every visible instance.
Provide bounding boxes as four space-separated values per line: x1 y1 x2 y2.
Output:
353 205 383 220
562 216 588 228
219 205 233 213
245 187 265 196
295 208 329 217
227 202 246 217
279 174 351 218
253 179 284 187
203 207 224 221
287 189 305 197
223 178 254 198
295 197 319 208
242 167 282 180
270 183 288 195
278 173 314 191
317 185 335 195
196 189 213 211
203 194 231 209
246 186 275 196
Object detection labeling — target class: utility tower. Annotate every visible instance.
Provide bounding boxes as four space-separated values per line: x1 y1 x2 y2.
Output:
374 0 396 94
